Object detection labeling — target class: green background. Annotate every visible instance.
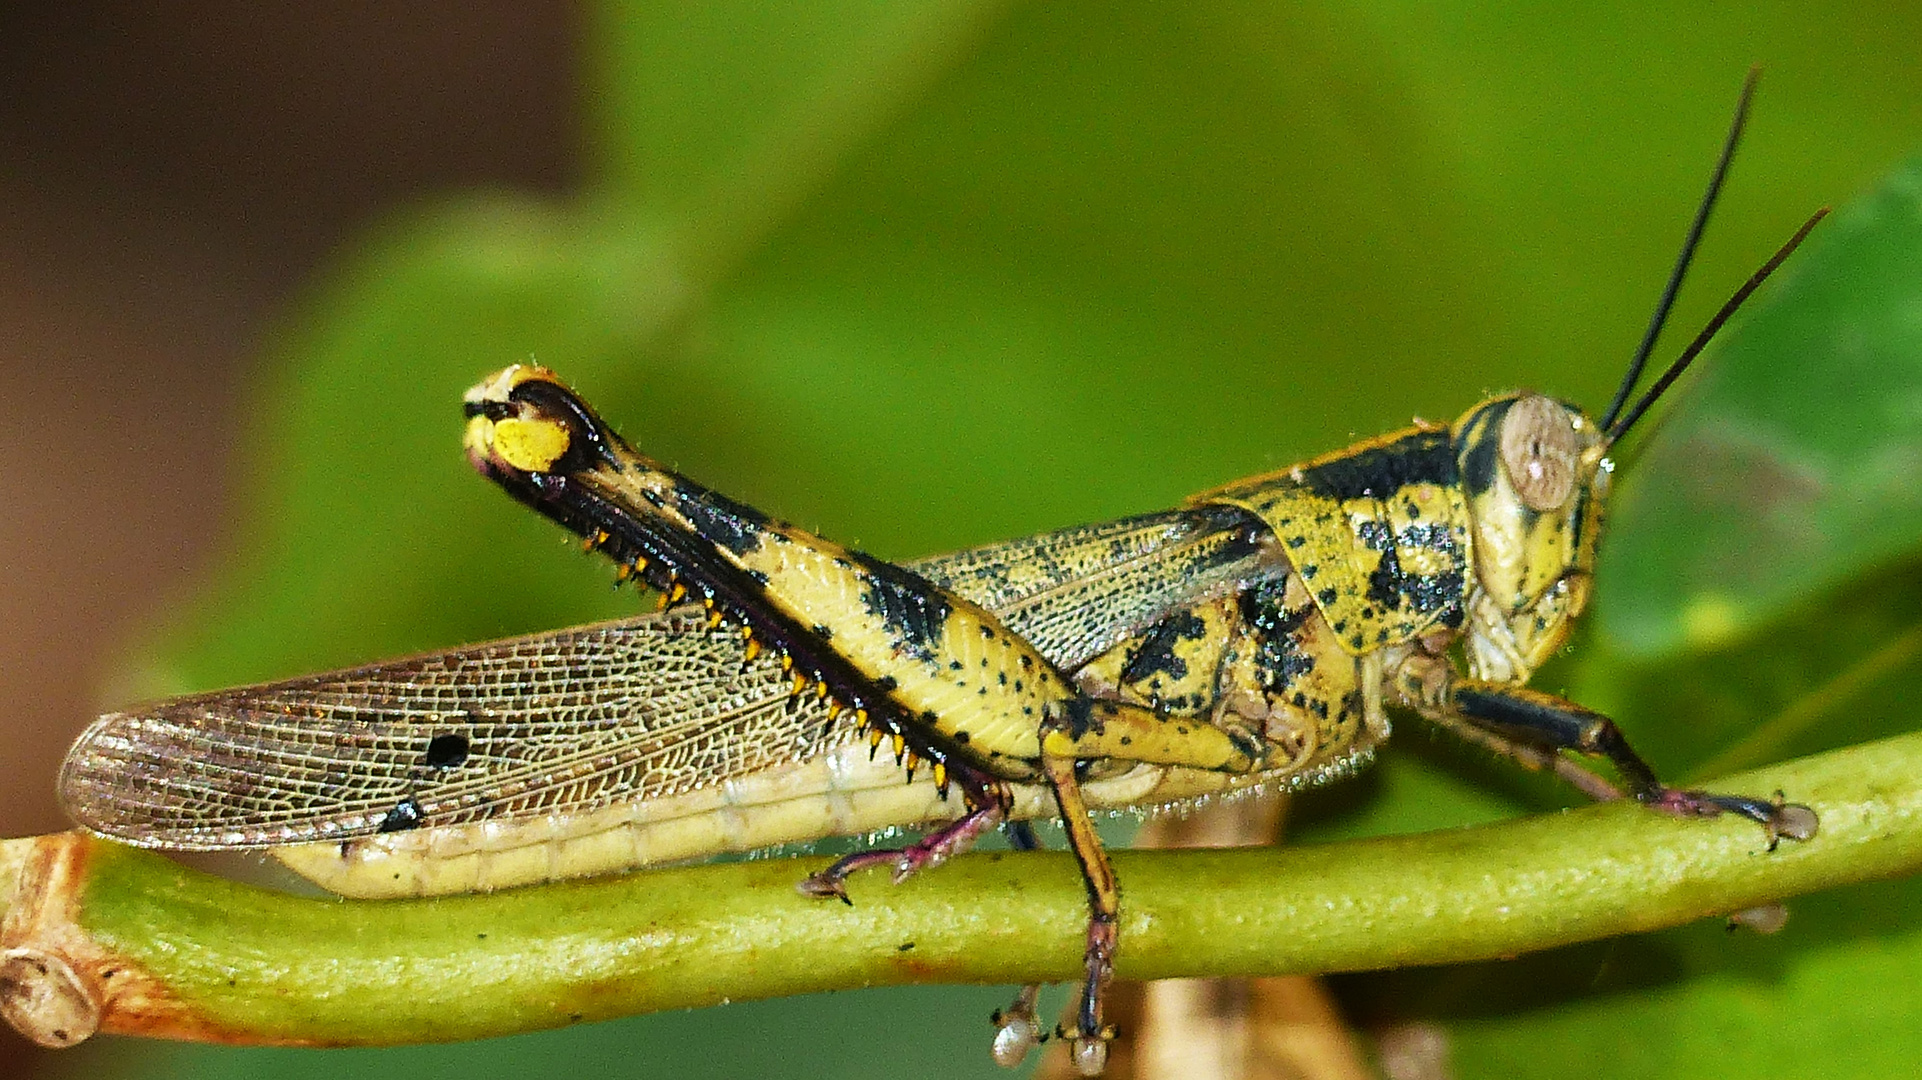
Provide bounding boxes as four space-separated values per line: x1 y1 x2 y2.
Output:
58 3 1922 1078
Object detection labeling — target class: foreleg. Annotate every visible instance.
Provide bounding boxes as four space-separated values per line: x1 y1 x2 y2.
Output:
1398 657 1817 846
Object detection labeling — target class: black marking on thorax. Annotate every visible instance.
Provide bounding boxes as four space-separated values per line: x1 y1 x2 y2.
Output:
1239 580 1317 691
1457 400 1510 498
1298 431 1457 501
1363 523 1467 621
1117 610 1208 686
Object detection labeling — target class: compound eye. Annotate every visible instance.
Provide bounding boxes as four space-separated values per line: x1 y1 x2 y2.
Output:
1499 394 1579 511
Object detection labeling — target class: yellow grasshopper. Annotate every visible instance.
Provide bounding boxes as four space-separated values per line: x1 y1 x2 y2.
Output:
61 88 1821 1075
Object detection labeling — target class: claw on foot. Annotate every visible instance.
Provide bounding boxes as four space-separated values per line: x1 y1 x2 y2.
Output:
795 873 852 905
1770 801 1820 844
989 990 1043 1069
1727 903 1791 934
1049 1019 1116 1077
1070 1035 1109 1077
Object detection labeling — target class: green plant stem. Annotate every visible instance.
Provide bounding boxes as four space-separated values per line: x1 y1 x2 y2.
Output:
4 730 1919 1049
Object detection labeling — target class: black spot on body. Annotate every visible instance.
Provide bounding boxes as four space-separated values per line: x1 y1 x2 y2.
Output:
1240 583 1310 637
1119 610 1208 686
1364 546 1407 610
1241 583 1316 691
1060 698 1098 738
1340 690 1366 721
1459 404 1509 496
812 623 834 640
849 551 954 661
1318 588 1338 606
670 479 775 557
873 675 899 692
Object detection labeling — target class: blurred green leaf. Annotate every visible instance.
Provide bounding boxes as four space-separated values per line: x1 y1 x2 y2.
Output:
66 3 1922 1080
1602 155 1922 657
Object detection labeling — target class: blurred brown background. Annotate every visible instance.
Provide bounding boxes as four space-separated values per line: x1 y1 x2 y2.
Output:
0 5 577 1073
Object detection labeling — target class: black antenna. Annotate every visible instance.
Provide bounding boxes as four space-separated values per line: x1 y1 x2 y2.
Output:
1598 67 1760 434
1605 207 1827 442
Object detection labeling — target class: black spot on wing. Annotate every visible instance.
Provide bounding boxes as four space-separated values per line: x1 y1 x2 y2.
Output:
849 551 954 661
423 733 469 769
377 797 424 833
1298 431 1456 501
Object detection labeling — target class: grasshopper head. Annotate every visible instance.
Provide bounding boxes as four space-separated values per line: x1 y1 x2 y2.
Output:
1453 393 1611 682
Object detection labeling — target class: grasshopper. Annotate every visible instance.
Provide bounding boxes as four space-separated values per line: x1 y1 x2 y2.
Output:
61 88 1822 1075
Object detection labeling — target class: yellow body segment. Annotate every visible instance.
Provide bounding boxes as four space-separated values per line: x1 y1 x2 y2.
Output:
1198 426 1473 656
